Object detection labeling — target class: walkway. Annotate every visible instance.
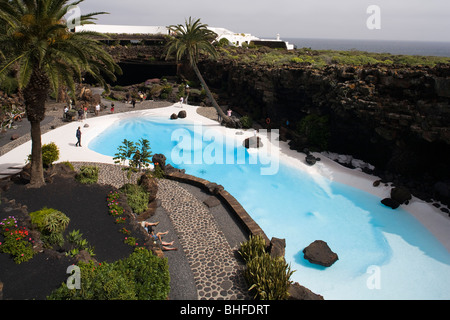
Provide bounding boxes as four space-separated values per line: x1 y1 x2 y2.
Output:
156 178 251 300
71 161 252 300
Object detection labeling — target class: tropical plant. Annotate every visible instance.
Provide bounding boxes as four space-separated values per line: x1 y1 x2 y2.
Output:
244 252 294 300
114 138 153 184
296 114 330 151
29 207 70 247
27 141 60 167
76 165 99 184
239 234 267 263
165 17 231 125
0 0 121 188
150 162 165 179
66 229 95 257
48 247 170 300
119 183 150 214
114 139 136 184
130 138 153 172
240 115 253 129
239 235 295 300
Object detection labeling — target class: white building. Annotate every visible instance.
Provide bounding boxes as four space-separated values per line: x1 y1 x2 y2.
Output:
260 34 295 50
74 24 294 50
208 27 259 47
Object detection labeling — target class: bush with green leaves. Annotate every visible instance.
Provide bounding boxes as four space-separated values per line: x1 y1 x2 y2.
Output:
114 138 153 185
60 161 74 171
29 207 70 248
117 247 170 300
47 247 170 300
244 252 294 300
27 142 60 168
239 235 294 300
296 114 330 151
120 184 150 214
42 142 60 167
65 229 95 257
149 163 165 179
76 165 99 184
240 115 253 129
239 234 267 264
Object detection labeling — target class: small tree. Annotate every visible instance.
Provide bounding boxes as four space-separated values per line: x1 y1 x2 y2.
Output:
114 138 153 184
114 139 136 184
130 138 153 172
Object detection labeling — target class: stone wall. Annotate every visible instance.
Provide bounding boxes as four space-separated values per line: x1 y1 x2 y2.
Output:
199 60 450 205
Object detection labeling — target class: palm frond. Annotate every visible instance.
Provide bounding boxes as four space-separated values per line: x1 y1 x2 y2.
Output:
0 0 121 92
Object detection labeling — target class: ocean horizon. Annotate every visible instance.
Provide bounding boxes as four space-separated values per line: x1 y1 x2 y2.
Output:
279 38 450 57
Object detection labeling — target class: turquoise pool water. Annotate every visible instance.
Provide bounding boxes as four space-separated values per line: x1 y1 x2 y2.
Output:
89 116 450 299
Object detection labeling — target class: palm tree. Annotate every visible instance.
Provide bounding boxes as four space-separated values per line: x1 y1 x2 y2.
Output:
0 0 121 188
165 17 231 125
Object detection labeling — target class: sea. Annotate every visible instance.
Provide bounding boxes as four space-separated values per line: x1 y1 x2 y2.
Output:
282 38 450 57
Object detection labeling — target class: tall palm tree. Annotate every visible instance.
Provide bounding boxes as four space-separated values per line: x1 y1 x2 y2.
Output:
165 17 231 125
0 0 121 188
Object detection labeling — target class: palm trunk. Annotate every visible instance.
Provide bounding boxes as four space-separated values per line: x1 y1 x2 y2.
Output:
23 67 50 188
29 120 45 187
192 62 231 125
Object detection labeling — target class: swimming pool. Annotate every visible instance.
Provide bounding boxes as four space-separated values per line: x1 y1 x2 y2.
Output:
89 115 450 300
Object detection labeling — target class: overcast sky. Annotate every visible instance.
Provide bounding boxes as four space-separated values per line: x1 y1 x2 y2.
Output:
78 0 450 42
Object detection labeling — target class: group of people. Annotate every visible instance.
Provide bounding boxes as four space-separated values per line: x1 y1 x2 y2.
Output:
141 221 177 251
125 91 146 107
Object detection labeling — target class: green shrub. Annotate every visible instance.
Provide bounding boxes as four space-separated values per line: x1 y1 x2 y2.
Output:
66 229 95 257
240 115 253 129
216 37 231 47
119 184 149 214
244 253 294 300
47 247 170 300
150 163 165 179
239 234 266 263
42 142 60 167
239 235 294 300
29 207 70 248
118 247 170 300
296 114 330 151
290 56 304 64
60 161 74 171
50 260 137 300
27 142 60 167
76 166 99 184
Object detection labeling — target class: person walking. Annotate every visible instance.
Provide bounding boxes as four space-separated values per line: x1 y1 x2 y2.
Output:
95 103 100 116
75 126 82 147
132 98 136 108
